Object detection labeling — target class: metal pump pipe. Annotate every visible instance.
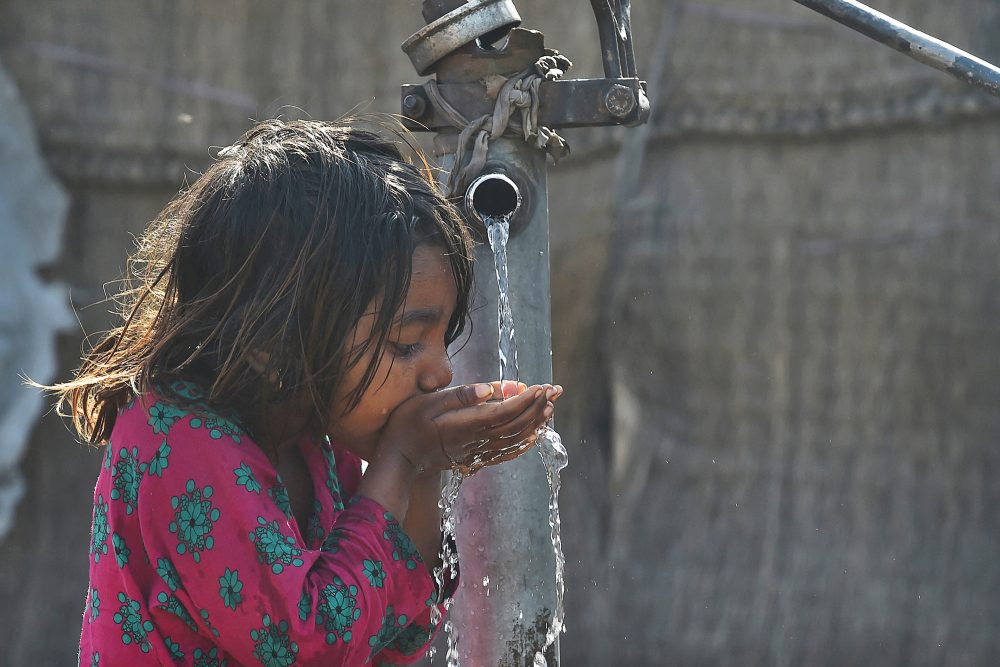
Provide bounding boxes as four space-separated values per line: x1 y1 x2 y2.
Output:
445 140 556 666
793 0 1000 98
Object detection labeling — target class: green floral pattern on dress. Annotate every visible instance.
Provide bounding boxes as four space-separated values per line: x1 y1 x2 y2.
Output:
148 402 188 435
320 444 344 510
169 479 220 563
250 614 298 667
156 557 180 591
90 496 110 563
306 500 325 546
268 483 292 519
110 446 147 515
90 588 100 622
155 591 198 631
382 513 420 570
386 622 433 656
148 441 171 477
316 575 362 644
189 415 244 444
199 608 221 638
368 606 408 656
249 517 304 574
363 559 386 588
192 646 225 667
234 463 261 494
168 379 203 401
298 589 313 622
112 532 130 568
164 636 184 659
321 528 344 553
219 568 244 610
113 592 155 653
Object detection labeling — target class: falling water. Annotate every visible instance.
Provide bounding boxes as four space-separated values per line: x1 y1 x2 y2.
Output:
533 426 569 666
484 212 569 667
433 209 568 666
486 216 518 383
431 469 463 666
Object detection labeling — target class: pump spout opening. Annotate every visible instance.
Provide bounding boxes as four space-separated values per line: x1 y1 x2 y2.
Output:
465 172 521 224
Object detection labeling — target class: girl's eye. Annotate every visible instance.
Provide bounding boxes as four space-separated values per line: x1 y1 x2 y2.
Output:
392 342 421 358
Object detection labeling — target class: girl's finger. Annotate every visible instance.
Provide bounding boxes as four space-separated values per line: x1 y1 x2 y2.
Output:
476 410 546 449
488 380 525 399
432 384 550 457
428 382 496 414
444 384 549 432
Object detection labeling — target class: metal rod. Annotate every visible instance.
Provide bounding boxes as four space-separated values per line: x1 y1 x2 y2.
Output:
792 0 1000 98
618 0 637 78
591 0 624 78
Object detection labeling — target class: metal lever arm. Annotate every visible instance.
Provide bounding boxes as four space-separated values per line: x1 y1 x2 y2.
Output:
793 0 1000 98
590 0 637 79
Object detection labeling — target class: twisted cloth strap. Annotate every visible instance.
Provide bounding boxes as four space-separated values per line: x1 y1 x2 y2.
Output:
423 51 573 198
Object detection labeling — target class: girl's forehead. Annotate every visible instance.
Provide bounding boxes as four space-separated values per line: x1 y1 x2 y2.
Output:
355 247 456 324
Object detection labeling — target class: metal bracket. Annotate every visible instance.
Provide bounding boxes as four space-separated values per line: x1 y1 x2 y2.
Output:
401 77 649 131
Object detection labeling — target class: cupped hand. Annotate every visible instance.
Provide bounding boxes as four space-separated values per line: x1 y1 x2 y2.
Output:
377 380 563 475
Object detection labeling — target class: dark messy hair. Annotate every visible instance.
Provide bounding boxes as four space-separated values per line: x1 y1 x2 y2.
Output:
49 117 474 444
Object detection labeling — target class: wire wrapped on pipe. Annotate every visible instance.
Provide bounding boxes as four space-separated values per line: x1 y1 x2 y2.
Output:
423 52 572 198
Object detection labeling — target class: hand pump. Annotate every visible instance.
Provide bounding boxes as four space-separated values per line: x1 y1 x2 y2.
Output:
400 1 648 664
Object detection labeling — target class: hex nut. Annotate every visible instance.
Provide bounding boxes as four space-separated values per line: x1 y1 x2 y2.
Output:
604 84 636 118
402 93 427 119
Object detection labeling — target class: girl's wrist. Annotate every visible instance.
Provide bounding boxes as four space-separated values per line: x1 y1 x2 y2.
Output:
357 445 422 521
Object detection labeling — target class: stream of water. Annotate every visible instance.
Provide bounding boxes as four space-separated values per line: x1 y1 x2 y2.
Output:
430 211 569 665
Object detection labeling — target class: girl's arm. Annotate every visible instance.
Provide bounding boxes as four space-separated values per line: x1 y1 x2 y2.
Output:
402 471 444 573
134 407 437 666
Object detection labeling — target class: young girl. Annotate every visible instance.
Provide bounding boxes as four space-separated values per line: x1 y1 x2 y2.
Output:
51 118 561 666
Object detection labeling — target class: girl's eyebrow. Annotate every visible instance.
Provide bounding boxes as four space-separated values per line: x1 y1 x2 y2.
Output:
396 307 442 327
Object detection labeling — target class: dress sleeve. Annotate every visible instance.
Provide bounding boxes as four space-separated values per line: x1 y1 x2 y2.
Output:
371 535 460 665
135 400 440 666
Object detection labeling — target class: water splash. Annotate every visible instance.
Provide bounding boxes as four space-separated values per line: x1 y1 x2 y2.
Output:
533 426 569 667
431 470 464 627
444 620 460 666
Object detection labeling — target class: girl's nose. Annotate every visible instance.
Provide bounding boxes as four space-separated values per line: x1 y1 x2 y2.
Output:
419 351 453 393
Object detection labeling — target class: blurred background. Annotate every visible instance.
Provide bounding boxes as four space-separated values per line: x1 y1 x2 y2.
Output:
2 1 1000 665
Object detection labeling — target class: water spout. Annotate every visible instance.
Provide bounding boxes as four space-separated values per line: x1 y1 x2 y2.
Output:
465 172 521 226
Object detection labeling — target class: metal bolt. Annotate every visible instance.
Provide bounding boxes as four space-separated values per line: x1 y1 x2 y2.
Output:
604 84 636 118
403 93 427 119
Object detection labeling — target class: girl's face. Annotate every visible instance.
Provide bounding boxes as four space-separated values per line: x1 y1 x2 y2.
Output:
325 243 459 460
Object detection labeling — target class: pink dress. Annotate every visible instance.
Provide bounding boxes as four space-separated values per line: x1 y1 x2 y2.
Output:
79 381 454 666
